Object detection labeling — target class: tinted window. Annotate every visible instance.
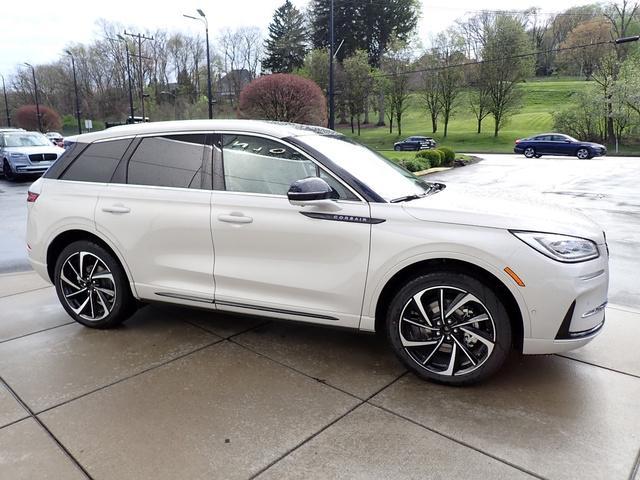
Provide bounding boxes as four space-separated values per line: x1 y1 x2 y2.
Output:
552 135 568 141
60 139 131 182
221 134 356 199
127 134 208 189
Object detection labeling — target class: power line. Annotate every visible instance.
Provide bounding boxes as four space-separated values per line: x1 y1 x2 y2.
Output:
372 37 636 79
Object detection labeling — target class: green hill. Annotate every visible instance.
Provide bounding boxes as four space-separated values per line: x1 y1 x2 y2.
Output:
338 79 593 154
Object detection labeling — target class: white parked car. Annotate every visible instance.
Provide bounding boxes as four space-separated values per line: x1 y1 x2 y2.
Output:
26 120 609 385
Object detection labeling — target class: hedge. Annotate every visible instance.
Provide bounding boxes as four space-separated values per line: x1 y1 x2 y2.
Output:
436 147 455 165
416 149 443 167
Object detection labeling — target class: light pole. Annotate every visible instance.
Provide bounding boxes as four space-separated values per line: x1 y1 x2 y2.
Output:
116 34 136 123
24 63 42 132
184 9 213 119
0 74 10 127
328 0 335 130
64 50 82 134
124 30 154 122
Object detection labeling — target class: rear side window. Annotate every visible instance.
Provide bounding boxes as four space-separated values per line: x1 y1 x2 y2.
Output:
127 134 208 189
60 139 131 182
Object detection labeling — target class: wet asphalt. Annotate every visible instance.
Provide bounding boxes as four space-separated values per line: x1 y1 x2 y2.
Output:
0 154 638 307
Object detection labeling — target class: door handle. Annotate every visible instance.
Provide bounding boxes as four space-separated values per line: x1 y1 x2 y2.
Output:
102 205 131 214
218 213 253 224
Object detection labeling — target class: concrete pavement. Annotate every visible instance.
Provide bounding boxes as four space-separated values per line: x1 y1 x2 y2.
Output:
0 271 638 479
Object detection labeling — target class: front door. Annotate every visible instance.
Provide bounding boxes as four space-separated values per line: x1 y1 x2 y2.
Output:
210 133 371 328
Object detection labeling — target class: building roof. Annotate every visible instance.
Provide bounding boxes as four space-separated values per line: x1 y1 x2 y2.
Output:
67 119 338 143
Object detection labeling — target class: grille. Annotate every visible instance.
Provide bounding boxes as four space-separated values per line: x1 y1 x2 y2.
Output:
29 153 57 162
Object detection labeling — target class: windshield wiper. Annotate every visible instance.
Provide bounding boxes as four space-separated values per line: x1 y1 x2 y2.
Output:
390 183 445 203
390 193 426 203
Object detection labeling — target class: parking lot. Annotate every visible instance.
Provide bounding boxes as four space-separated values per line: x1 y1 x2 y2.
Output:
0 154 639 479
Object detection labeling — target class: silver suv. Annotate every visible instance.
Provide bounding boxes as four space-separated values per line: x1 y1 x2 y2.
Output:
1 130 64 180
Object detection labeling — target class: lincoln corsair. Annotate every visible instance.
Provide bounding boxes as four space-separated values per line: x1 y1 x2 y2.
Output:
26 120 609 385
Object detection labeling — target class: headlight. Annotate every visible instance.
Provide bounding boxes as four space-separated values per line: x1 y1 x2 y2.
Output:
9 152 27 159
511 231 599 263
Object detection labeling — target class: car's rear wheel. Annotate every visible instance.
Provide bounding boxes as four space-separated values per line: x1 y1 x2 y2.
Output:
576 148 591 159
524 147 536 158
385 272 512 386
54 240 136 328
3 160 16 181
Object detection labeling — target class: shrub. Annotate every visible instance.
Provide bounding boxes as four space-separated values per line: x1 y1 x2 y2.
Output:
399 158 422 172
436 147 455 165
239 73 327 126
416 149 442 167
15 105 62 132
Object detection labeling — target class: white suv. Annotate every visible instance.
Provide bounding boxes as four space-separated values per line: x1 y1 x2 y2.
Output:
26 120 609 385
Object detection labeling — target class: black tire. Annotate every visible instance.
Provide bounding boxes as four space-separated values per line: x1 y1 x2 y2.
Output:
523 147 536 159
394 145 401 151
576 148 591 160
54 240 136 328
3 160 16 181
385 271 512 386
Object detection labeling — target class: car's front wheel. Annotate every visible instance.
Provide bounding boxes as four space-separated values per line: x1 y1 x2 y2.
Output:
54 240 136 328
523 147 536 158
394 145 402 151
385 272 512 386
2 160 16 181
576 148 591 159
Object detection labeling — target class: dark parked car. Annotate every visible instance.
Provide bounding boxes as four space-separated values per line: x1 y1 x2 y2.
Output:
514 133 606 159
393 136 436 151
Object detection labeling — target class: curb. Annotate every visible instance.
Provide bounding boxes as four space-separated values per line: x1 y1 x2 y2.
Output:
416 167 452 176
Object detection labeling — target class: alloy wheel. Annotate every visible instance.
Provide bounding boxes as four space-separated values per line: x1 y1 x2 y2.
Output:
59 251 117 321
398 286 496 377
577 148 589 159
524 147 535 158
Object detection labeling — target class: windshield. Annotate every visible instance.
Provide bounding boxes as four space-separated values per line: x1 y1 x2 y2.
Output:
4 132 52 147
298 135 431 201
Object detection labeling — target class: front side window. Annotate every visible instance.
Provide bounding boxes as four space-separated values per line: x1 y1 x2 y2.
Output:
127 134 208 189
221 134 356 200
60 139 131 183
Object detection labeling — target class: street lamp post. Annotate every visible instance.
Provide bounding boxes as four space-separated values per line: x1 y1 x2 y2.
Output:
184 9 213 119
0 74 10 127
64 50 82 134
328 0 335 130
24 63 42 132
116 34 136 123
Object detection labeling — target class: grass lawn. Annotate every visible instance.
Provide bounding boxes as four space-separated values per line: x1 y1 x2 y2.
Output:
338 79 635 154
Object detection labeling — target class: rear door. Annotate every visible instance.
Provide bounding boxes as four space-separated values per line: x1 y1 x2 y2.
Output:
95 133 215 304
209 133 371 328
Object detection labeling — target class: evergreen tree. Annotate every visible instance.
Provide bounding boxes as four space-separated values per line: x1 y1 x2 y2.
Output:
262 0 308 73
310 0 419 67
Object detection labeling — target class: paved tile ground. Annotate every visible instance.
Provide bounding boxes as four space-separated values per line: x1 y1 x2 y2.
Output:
0 277 638 479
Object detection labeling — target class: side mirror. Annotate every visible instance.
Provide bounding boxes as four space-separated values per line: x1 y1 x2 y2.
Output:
287 177 339 203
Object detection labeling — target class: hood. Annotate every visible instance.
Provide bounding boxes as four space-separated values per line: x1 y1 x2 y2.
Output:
403 183 604 242
4 145 64 156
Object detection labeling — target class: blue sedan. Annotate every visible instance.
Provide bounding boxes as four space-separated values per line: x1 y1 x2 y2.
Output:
514 133 607 159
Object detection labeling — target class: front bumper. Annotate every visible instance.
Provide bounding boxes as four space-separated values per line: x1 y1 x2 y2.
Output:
508 237 609 355
14 163 53 175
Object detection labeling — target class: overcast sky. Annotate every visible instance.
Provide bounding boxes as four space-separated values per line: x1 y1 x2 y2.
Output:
1 0 592 75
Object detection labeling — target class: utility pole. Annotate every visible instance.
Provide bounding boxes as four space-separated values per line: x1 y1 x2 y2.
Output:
184 9 213 119
124 30 154 122
116 35 136 122
328 0 335 130
24 63 42 132
0 74 10 127
64 50 82 134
